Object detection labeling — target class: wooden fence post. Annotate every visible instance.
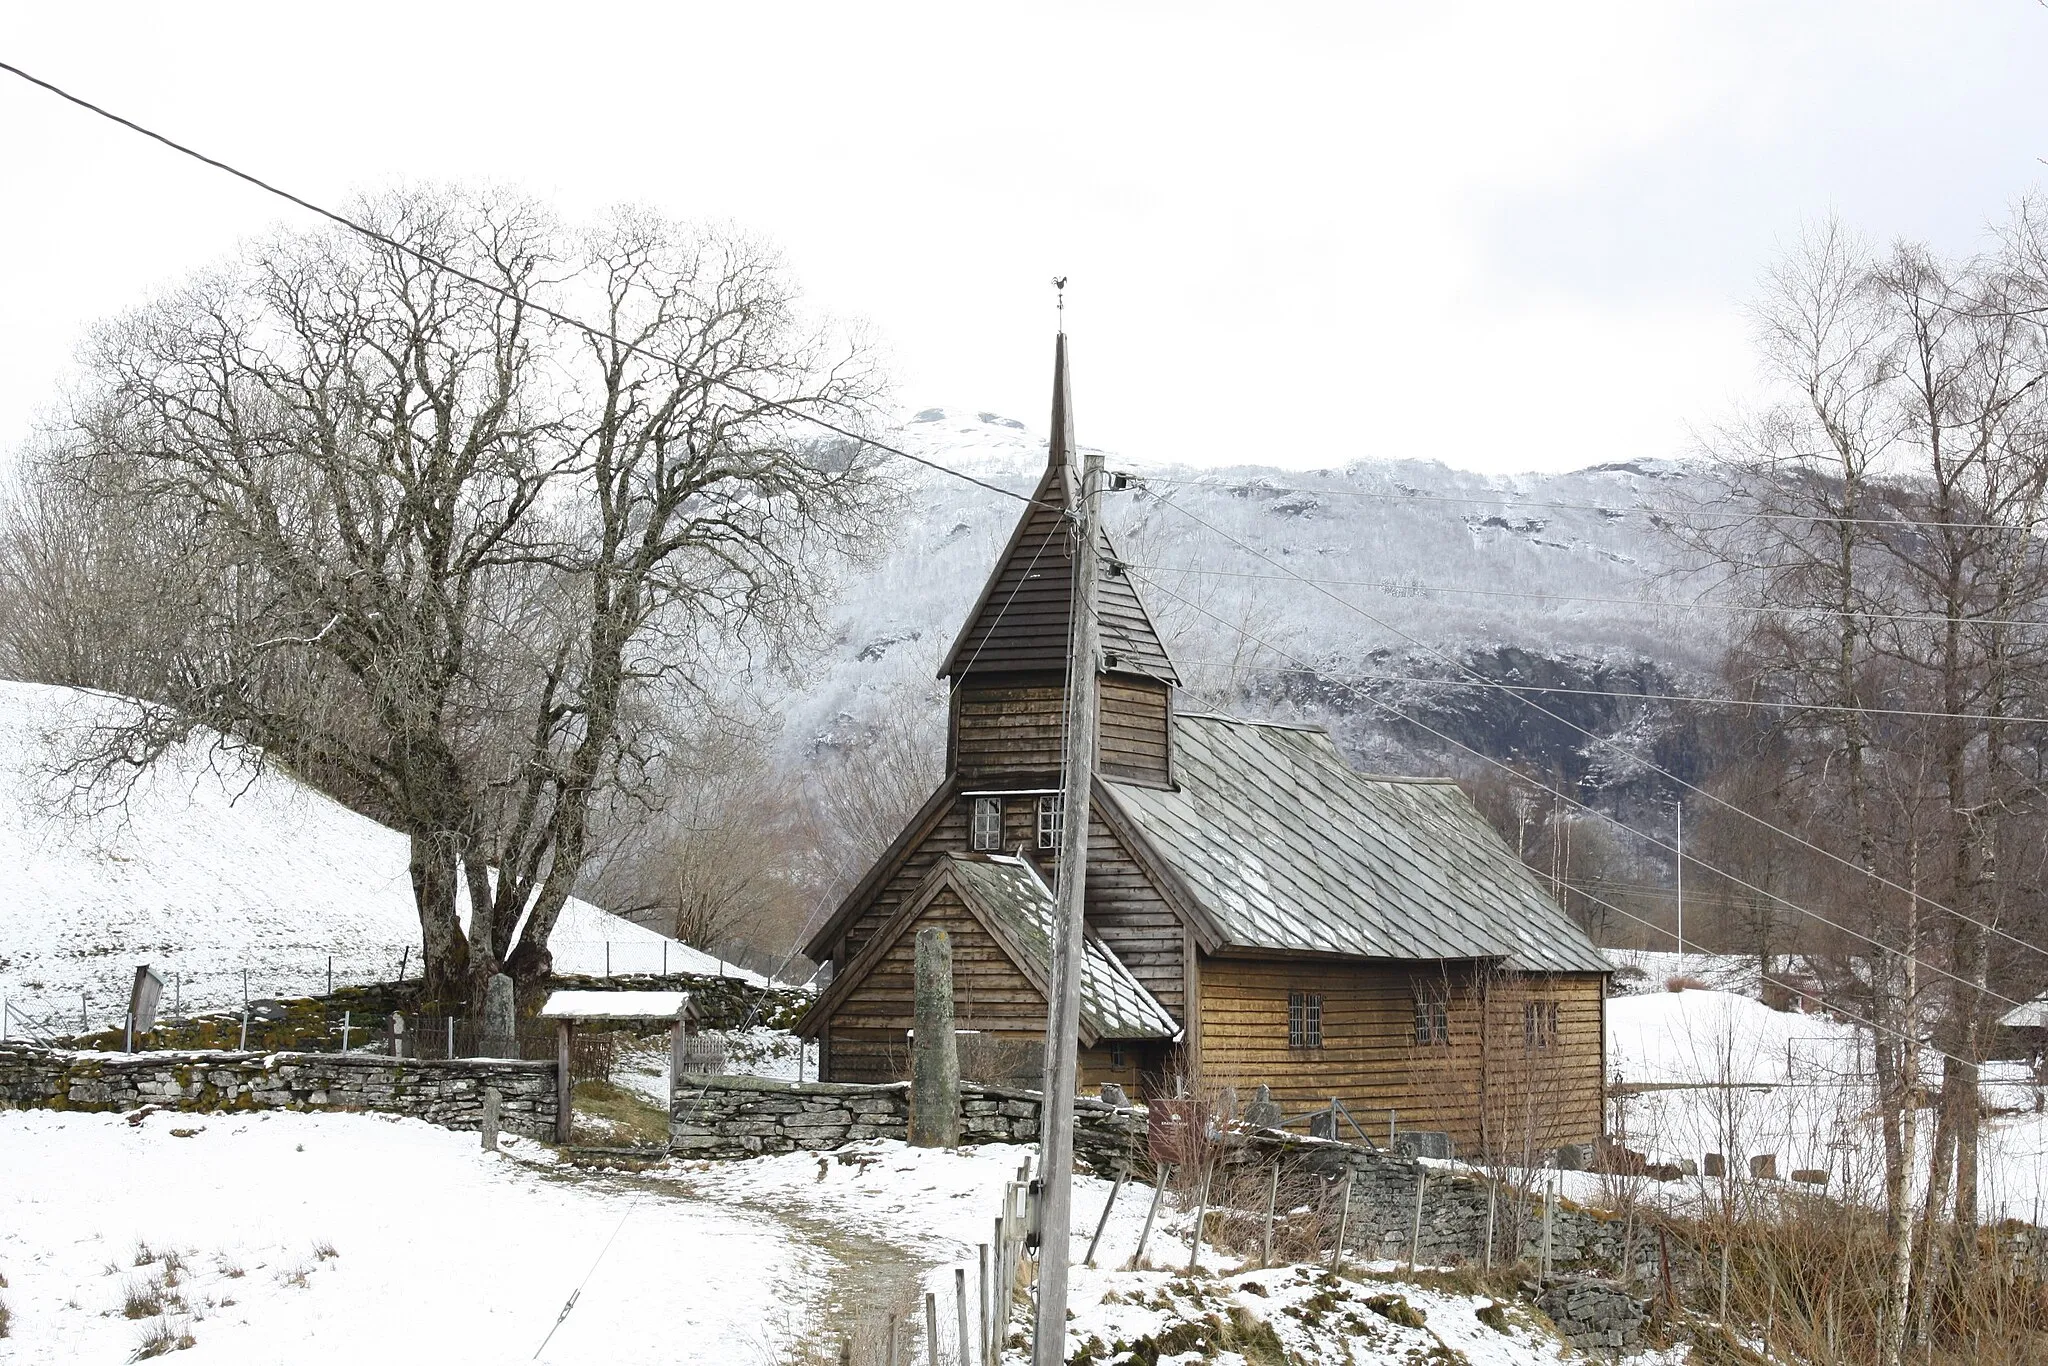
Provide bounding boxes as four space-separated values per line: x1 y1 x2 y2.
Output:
1483 1181 1496 1271
555 1019 573 1144
1186 1159 1214 1274
1084 1167 1125 1267
925 1290 939 1366
1262 1161 1280 1268
481 1087 501 1151
1408 1170 1426 1272
1330 1170 1355 1273
955 1267 970 1366
1130 1163 1172 1270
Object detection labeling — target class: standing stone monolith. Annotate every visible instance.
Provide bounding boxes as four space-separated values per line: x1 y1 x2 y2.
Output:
909 925 960 1148
481 1087 501 1151
482 973 517 1059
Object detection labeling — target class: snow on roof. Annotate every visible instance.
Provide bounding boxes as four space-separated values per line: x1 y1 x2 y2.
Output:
0 681 763 1020
539 990 691 1021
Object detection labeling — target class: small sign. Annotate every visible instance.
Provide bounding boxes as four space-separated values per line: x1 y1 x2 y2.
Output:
1147 1098 1208 1166
129 966 165 1035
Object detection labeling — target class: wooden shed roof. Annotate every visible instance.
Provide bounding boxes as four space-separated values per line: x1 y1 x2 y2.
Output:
1102 715 1610 974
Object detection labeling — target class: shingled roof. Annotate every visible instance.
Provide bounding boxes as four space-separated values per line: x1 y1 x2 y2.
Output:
944 855 1179 1041
1102 714 1610 974
800 852 1179 1044
937 333 1178 684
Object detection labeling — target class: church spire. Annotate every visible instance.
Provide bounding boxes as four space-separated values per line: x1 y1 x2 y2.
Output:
936 327 1179 687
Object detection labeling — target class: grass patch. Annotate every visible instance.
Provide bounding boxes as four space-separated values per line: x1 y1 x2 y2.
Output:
0 1290 11 1339
312 1240 339 1262
123 1277 164 1320
570 1079 670 1146
129 1316 194 1360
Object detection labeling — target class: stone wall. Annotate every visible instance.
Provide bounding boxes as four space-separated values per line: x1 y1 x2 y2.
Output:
667 1074 1653 1278
0 1044 559 1139
668 1073 1140 1172
1240 1131 1659 1276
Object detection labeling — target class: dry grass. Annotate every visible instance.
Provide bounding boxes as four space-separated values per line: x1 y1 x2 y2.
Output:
570 1079 671 1146
0 1290 11 1340
129 1315 194 1360
122 1277 164 1320
311 1240 339 1262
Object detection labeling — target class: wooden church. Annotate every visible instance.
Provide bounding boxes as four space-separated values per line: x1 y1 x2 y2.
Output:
797 336 1610 1156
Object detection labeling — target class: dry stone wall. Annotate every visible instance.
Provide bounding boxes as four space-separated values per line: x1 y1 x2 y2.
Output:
668 1073 1139 1171
0 1044 558 1139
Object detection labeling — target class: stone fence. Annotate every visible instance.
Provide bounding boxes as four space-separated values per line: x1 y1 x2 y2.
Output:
668 1072 1653 1281
0 1043 559 1139
669 1073 1139 1171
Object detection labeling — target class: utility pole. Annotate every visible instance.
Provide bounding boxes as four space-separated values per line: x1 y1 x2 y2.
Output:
1675 799 1684 961
1032 321 1098 1366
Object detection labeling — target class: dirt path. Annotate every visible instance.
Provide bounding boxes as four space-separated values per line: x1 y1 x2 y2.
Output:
542 1158 945 1365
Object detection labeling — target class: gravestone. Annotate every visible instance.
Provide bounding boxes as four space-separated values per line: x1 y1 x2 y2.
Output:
1243 1083 1283 1129
908 926 960 1148
1703 1152 1726 1177
1749 1154 1778 1180
482 974 517 1058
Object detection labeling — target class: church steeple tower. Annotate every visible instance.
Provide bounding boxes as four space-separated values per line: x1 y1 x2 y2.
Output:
938 333 1179 788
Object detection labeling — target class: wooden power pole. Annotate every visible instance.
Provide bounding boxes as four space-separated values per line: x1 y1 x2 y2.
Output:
1032 326 1099 1366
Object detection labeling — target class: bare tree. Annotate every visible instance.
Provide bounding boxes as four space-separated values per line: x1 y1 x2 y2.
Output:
7 187 888 1005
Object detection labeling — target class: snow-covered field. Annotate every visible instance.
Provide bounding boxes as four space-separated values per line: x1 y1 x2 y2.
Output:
0 1110 810 1364
1603 985 2048 1223
0 681 762 1033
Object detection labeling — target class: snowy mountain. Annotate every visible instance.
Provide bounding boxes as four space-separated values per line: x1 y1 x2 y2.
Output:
0 682 757 1031
785 406 1729 823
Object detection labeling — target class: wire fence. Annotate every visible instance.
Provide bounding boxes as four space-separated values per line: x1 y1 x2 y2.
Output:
0 939 771 1041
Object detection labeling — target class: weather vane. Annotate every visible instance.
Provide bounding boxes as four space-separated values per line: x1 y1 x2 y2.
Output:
1052 275 1067 329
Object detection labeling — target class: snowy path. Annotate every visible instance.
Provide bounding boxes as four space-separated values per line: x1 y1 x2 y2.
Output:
0 1110 819 1364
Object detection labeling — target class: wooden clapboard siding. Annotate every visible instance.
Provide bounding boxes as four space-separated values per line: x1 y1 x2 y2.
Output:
827 888 1048 1084
841 799 1187 1025
1098 675 1171 785
953 673 1171 785
1195 956 1603 1155
1077 813 1185 1019
953 676 1067 780
1476 972 1606 1158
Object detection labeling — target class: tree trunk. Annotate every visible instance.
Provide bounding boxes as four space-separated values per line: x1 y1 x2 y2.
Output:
409 829 469 1004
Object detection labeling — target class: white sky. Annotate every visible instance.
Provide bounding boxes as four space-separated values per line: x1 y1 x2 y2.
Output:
3 2 2045 475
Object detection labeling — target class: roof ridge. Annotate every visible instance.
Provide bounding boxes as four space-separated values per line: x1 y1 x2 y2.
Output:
1175 710 1331 734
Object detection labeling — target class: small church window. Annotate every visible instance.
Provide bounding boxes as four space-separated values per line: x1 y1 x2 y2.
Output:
1288 991 1323 1049
1037 794 1064 850
1524 1000 1560 1052
971 797 1003 851
1413 983 1449 1046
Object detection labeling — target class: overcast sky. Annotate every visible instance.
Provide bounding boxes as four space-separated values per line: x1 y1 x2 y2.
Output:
4 2 2046 475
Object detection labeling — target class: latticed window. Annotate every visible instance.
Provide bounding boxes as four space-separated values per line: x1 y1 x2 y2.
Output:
971 797 1003 851
1037 794 1064 850
1288 991 1324 1049
1413 983 1449 1046
1524 1000 1560 1052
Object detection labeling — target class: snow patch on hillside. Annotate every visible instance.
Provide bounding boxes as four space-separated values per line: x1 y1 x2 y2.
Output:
0 681 754 1029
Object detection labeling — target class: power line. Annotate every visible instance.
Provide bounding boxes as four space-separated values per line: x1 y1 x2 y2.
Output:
1129 470 2043 536
1160 653 2048 727
1121 561 2048 634
1138 498 2048 972
0 59 1053 516
1131 565 2038 1012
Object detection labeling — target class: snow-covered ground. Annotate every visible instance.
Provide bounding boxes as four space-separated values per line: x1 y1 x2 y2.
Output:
1603 985 2048 1223
0 1109 811 1364
0 1111 1628 1365
0 681 763 1033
